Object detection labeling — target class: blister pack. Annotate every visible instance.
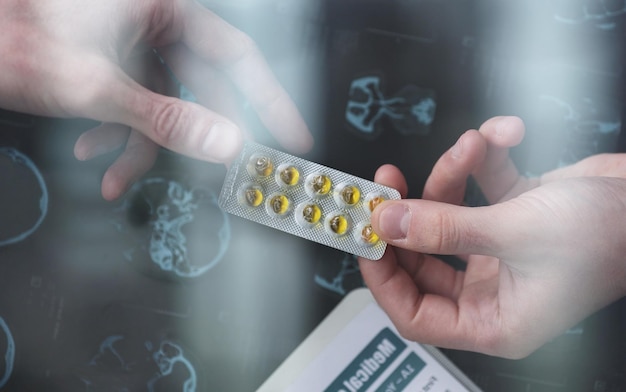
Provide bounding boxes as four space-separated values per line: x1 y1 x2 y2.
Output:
218 142 400 260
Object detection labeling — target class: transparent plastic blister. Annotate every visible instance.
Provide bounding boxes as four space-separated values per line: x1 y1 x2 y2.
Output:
218 142 400 260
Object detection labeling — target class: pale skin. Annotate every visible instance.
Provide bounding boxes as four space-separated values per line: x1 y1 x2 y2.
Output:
0 0 313 200
359 116 626 358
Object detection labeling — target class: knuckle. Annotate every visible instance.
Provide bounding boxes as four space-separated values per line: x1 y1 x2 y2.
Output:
143 0 184 45
430 210 460 254
151 100 189 144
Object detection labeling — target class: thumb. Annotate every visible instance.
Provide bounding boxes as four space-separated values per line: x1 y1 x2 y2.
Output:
371 199 507 256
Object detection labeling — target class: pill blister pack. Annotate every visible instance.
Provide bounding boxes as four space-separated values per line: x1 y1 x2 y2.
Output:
218 142 400 260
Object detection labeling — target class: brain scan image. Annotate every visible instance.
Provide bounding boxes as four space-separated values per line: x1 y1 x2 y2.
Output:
0 317 15 389
552 0 626 31
345 75 437 139
110 177 231 280
539 94 621 166
315 253 364 296
0 147 48 247
78 335 198 391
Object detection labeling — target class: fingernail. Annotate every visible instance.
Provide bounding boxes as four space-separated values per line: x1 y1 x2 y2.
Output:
378 203 411 240
451 137 463 159
202 122 242 161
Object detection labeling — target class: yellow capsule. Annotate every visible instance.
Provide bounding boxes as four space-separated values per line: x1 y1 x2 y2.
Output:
278 165 300 186
311 174 332 195
253 156 273 177
244 187 263 207
360 224 379 244
295 203 322 228
269 194 290 216
368 196 384 212
340 185 361 205
329 214 349 235
301 204 321 224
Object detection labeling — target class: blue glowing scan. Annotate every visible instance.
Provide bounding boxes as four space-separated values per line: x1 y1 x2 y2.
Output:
345 75 436 139
314 253 364 296
0 147 48 247
148 340 197 391
112 177 230 279
540 95 621 166
553 0 626 31
0 317 15 389
80 335 197 391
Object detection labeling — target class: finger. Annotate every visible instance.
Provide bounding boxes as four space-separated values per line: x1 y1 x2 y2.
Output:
180 2 313 153
100 130 159 201
74 123 130 160
373 164 408 198
371 198 507 257
394 248 466 299
67 57 245 165
462 254 500 286
473 116 526 202
358 248 429 336
358 248 475 351
477 116 526 148
371 166 464 299
422 130 487 204
157 43 247 132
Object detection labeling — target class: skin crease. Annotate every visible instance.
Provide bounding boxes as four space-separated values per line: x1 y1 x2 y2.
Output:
0 0 313 200
359 116 626 359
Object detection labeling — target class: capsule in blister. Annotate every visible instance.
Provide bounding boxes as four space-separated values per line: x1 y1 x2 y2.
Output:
266 193 291 218
238 183 264 207
334 183 361 208
354 221 380 246
247 154 274 178
324 211 352 237
305 173 332 198
364 192 386 215
295 202 322 228
275 163 300 187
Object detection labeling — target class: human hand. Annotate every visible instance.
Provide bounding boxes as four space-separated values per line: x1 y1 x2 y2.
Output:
359 116 626 358
0 0 312 200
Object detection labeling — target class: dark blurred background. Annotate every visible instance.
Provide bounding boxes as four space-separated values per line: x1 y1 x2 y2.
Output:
1 0 626 391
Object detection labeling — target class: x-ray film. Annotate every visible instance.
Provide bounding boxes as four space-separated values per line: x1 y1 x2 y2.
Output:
218 142 400 260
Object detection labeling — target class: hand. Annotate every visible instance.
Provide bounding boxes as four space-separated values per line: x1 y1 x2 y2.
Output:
359 116 626 358
0 0 313 200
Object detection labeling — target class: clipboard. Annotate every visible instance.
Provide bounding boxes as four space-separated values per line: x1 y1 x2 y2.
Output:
258 287 483 392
